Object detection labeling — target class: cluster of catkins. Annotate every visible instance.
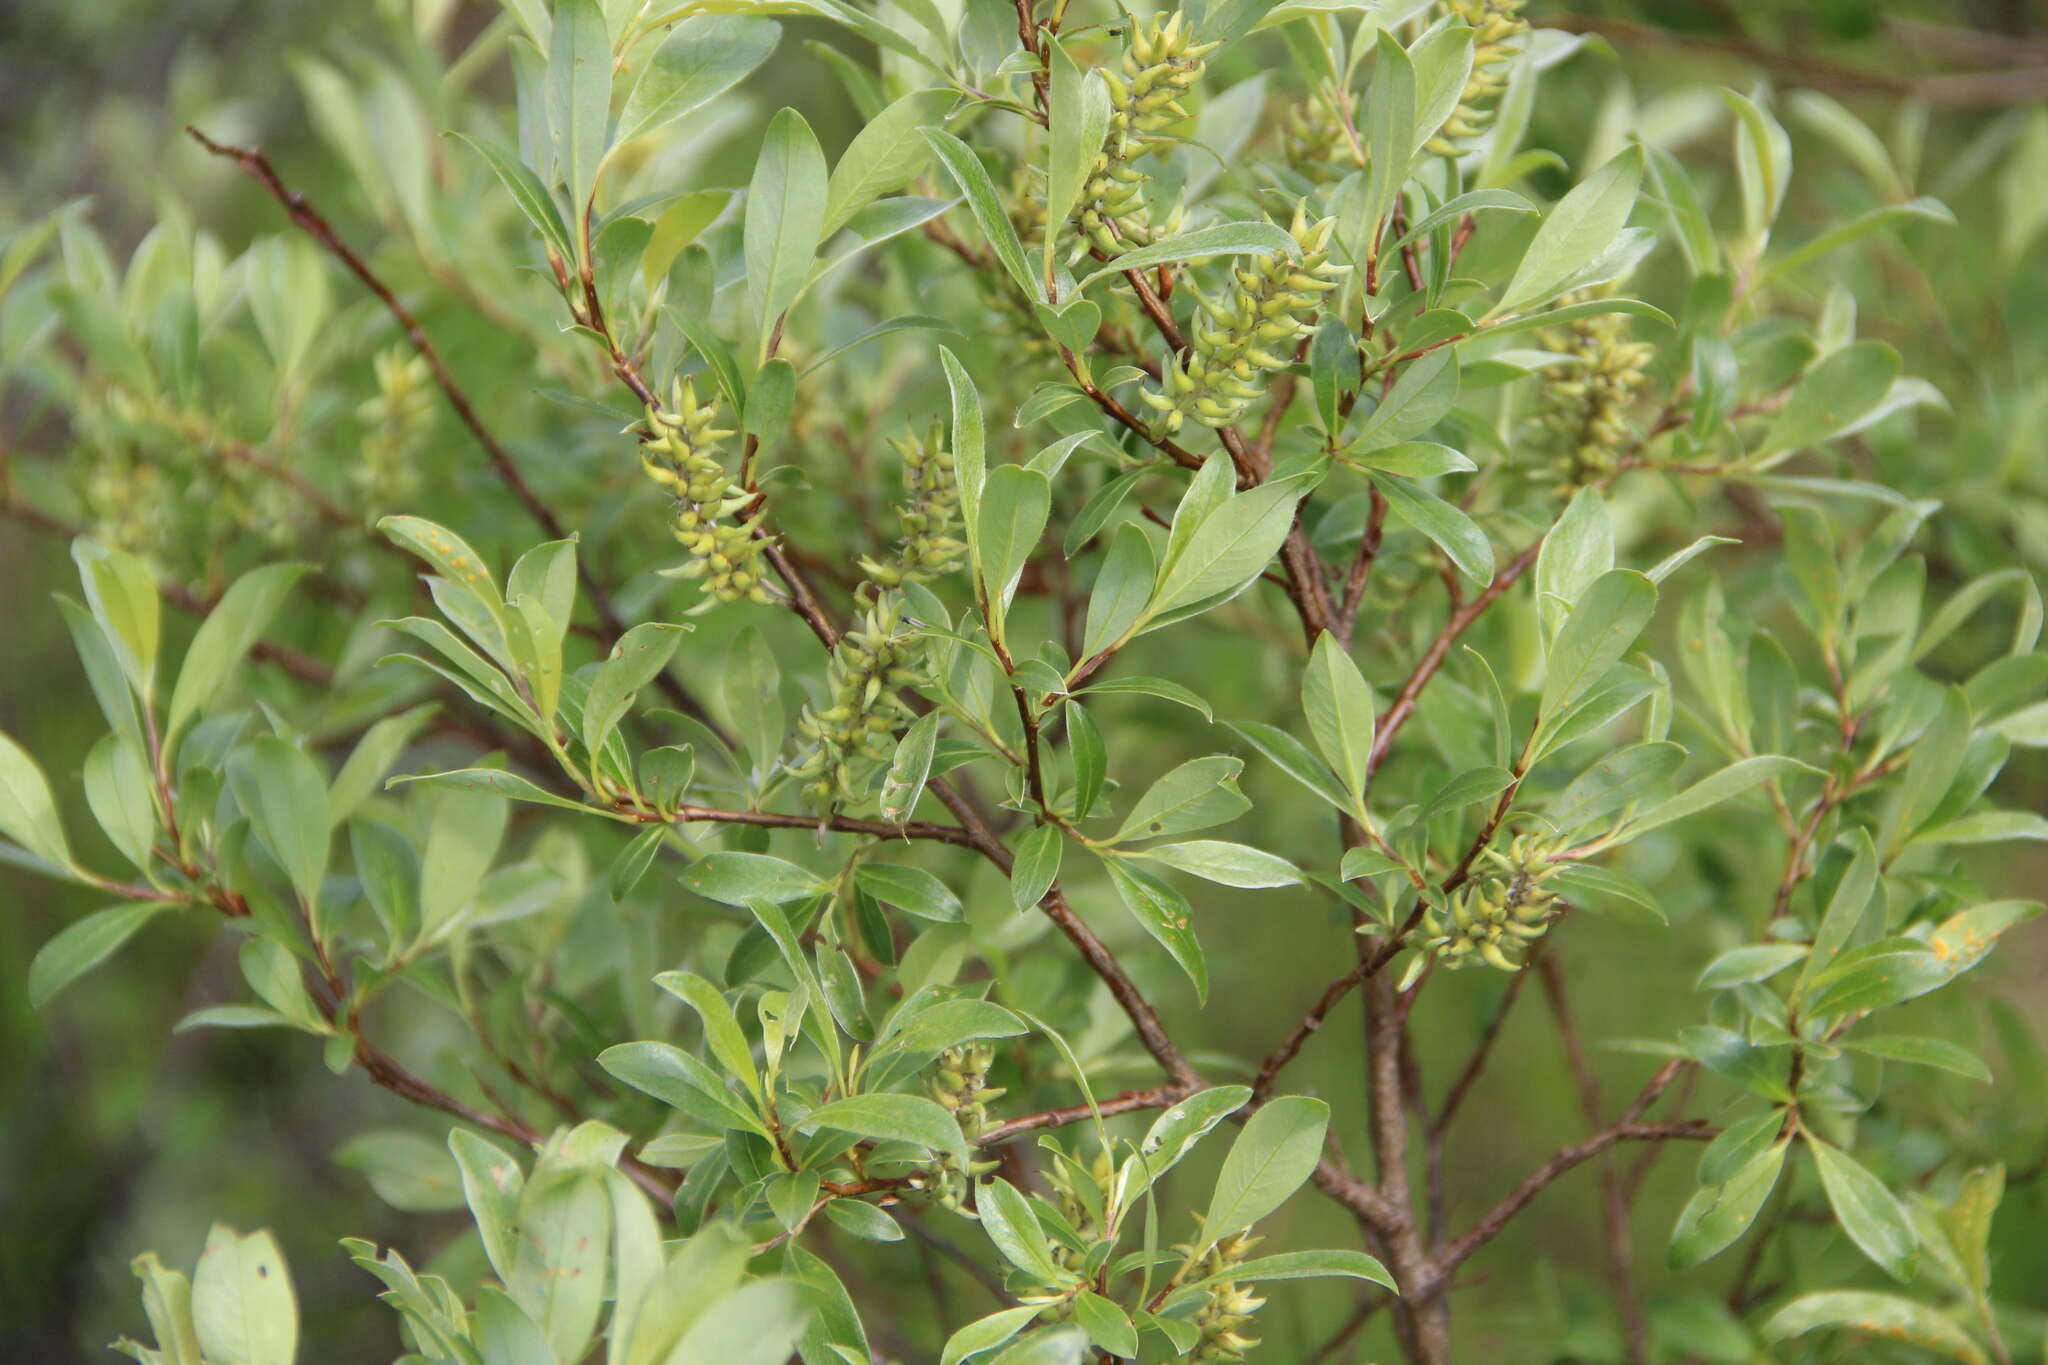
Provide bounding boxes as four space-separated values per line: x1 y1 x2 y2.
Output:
1142 206 1346 433
1422 833 1561 971
790 589 925 805
928 1042 1004 1137
639 378 772 604
1428 0 1530 154
913 1046 1003 1213
795 427 965 804
355 346 432 506
1533 303 1655 484
1184 1231 1266 1360
856 421 965 587
1075 12 1215 254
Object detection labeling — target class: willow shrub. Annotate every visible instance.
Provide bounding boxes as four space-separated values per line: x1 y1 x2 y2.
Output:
3 0 2043 1362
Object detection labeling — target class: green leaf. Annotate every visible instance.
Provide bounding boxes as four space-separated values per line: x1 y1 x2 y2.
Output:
165 564 308 748
0 730 78 872
333 1131 465 1213
1112 755 1249 844
583 623 688 771
670 1279 812 1365
978 1177 1070 1285
227 737 330 914
1614 756 1809 841
1136 840 1302 888
1534 488 1613 641
854 862 963 922
941 1307 1043 1365
941 346 986 533
1081 522 1156 660
1758 341 1902 461
454 134 575 262
1192 1249 1395 1290
1348 351 1459 452
1076 675 1214 720
1148 483 1304 618
1372 475 1492 586
1844 1035 1991 1083
682 851 825 905
30 902 169 1008
1010 825 1063 909
924 129 1035 299
72 538 162 698
387 767 591 813
597 1041 768 1136
1067 701 1105 820
1103 857 1207 1002
615 17 780 151
1303 632 1375 805
823 90 957 239
1200 1095 1330 1246
548 0 611 220
1669 1141 1787 1267
1496 147 1644 315
1696 944 1807 990
1539 569 1655 720
801 1093 967 1166
1045 43 1111 272
1761 1292 1986 1365
880 711 940 823
1224 719 1352 814
190 1226 297 1365
1808 1135 1918 1280
657 970 764 1104
84 733 157 872
1758 198 1953 289
1074 221 1300 293
1131 1085 1251 1194
746 109 829 343
976 464 1052 629
1071 1290 1136 1358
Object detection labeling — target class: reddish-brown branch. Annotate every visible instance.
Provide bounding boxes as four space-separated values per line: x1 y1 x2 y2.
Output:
183 126 717 728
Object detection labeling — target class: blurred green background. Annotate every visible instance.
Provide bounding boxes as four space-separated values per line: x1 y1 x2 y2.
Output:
5 1 2048 1360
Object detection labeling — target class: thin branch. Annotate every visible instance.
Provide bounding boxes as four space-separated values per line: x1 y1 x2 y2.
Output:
184 126 719 729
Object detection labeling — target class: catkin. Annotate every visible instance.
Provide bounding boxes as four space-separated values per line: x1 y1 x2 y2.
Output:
1532 304 1655 485
1141 206 1345 434
1075 13 1215 254
1422 833 1561 971
1428 0 1529 155
640 378 773 604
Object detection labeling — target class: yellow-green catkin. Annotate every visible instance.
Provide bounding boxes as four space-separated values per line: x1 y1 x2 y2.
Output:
1186 1232 1266 1360
1533 304 1656 485
1422 833 1561 971
1281 85 1355 184
857 422 966 587
1142 206 1345 434
1428 0 1529 155
1043 1146 1116 1283
355 346 432 504
640 377 773 604
1076 12 1215 254
914 1045 1004 1212
928 1042 1005 1137
790 589 925 804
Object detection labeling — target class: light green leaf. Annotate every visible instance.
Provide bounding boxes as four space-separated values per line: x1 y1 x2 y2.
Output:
746 108 829 343
1103 857 1207 1002
191 1226 297 1365
823 89 956 238
1373 475 1492 586
72 538 162 698
976 464 1052 628
1075 221 1300 293
1669 1142 1786 1267
800 1093 967 1166
1615 756 1810 841
681 851 826 905
1135 840 1302 888
925 129 1036 299
30 902 169 1008
1539 570 1655 719
1496 147 1643 314
0 730 78 872
165 564 309 748
1808 1135 1918 1281
941 1307 1043 1365
1303 632 1375 804
1200 1095 1330 1246
615 17 781 150
854 862 963 922
548 0 612 220
657 971 764 1104
1010 825 1063 909
977 1177 1069 1285
1045 44 1111 271
1761 1292 1986 1365
1844 1035 1991 1083
1759 341 1902 461
227 738 330 913
1112 755 1249 844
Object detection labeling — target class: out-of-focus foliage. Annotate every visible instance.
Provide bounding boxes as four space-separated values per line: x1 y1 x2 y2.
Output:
3 1 2047 1362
